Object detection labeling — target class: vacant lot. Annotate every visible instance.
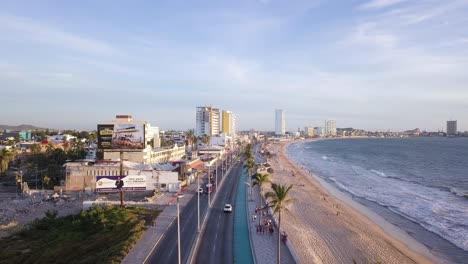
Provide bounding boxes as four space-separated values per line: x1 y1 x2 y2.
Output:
0 206 160 264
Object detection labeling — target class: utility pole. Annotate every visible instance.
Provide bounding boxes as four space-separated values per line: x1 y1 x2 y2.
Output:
177 194 184 264
119 151 124 208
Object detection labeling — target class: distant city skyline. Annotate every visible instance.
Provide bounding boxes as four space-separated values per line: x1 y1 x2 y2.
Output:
1 1 467 131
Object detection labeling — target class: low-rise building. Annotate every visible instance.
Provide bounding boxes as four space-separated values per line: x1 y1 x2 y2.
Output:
64 160 181 192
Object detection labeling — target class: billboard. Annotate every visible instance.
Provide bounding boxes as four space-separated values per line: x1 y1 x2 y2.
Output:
97 124 114 149
96 175 146 192
97 124 145 150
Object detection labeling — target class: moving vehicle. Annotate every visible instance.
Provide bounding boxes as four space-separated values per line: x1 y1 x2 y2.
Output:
224 204 233 213
205 183 212 194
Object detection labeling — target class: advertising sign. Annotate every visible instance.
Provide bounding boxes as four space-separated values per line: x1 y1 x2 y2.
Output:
97 124 114 149
96 175 146 192
97 123 145 150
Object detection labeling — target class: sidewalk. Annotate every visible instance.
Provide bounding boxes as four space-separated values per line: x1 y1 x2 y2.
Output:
247 184 297 264
122 181 198 264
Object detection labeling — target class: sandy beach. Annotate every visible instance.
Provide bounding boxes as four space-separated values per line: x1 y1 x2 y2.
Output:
263 140 436 264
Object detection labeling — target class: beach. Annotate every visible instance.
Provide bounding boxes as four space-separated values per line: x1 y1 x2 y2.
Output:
263 140 436 264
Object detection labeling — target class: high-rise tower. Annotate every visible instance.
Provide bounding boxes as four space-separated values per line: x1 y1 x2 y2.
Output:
447 120 457 136
196 106 220 137
275 109 285 135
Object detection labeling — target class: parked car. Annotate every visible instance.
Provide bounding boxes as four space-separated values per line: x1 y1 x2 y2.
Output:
224 204 233 213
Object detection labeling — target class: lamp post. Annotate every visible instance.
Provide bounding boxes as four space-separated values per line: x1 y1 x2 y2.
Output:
177 194 184 264
197 174 200 232
207 183 212 207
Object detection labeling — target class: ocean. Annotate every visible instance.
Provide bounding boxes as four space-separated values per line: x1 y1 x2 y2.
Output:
287 137 468 264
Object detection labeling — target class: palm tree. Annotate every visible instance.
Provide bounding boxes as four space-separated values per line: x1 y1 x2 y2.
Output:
186 129 197 150
0 148 17 175
246 157 255 200
252 173 271 226
202 134 210 145
265 183 295 264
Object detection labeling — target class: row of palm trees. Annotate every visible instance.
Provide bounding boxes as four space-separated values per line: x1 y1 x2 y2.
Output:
245 143 295 264
252 173 294 264
185 129 210 150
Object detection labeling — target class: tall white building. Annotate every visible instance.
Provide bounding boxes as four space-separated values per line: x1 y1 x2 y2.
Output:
196 106 220 137
275 109 286 135
447 120 457 136
325 120 337 136
231 113 237 137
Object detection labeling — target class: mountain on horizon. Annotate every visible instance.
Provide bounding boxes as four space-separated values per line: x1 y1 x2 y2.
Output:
0 124 49 131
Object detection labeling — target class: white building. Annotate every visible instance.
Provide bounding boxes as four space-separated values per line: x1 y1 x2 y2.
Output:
316 127 325 137
325 120 337 136
209 133 233 149
275 109 285 135
231 113 237 137
103 144 186 164
196 106 220 137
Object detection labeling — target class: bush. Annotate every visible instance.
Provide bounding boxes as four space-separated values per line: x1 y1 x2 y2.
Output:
0 206 160 264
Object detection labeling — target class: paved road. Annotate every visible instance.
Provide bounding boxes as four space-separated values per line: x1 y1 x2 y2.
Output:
145 157 235 264
194 162 242 264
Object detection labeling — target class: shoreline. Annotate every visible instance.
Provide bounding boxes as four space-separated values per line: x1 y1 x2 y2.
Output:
263 139 439 264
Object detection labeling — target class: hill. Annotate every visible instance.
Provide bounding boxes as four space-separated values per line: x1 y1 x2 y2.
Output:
0 124 48 131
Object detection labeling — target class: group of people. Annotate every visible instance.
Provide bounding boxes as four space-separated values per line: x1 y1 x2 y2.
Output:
256 220 275 235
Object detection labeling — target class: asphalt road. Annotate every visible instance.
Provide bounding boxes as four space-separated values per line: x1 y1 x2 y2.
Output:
194 161 242 264
145 157 236 264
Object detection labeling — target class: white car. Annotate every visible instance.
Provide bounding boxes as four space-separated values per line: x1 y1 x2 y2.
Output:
224 204 233 213
197 187 203 194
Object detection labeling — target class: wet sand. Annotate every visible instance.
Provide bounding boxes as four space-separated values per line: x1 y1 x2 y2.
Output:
263 140 436 264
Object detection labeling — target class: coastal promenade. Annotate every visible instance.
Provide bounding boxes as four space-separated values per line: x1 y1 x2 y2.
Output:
247 182 296 264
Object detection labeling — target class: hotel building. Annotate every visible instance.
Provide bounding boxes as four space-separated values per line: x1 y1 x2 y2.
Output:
196 106 220 137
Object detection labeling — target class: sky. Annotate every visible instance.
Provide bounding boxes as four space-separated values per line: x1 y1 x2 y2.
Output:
1 0 468 132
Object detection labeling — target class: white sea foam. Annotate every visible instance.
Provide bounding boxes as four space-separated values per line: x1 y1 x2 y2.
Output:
287 142 468 252
370 169 387 177
450 187 468 197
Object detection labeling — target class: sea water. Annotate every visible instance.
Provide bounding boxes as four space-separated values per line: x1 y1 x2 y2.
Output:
287 137 468 264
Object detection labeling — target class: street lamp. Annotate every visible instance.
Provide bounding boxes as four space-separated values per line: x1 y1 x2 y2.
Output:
206 183 213 207
177 194 185 264
197 174 200 232
215 159 218 190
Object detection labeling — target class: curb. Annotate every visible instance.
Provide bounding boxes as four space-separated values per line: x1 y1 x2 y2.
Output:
245 169 258 264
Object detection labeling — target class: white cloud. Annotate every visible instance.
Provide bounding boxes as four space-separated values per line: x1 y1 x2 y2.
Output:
359 0 407 10
0 14 117 56
344 22 398 48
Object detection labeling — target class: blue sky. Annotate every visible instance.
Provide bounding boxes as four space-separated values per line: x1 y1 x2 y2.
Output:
1 0 467 132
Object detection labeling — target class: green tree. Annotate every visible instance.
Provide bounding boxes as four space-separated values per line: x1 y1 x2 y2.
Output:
30 143 41 154
265 183 295 264
252 173 271 226
0 148 17 175
45 143 55 153
201 134 210 145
